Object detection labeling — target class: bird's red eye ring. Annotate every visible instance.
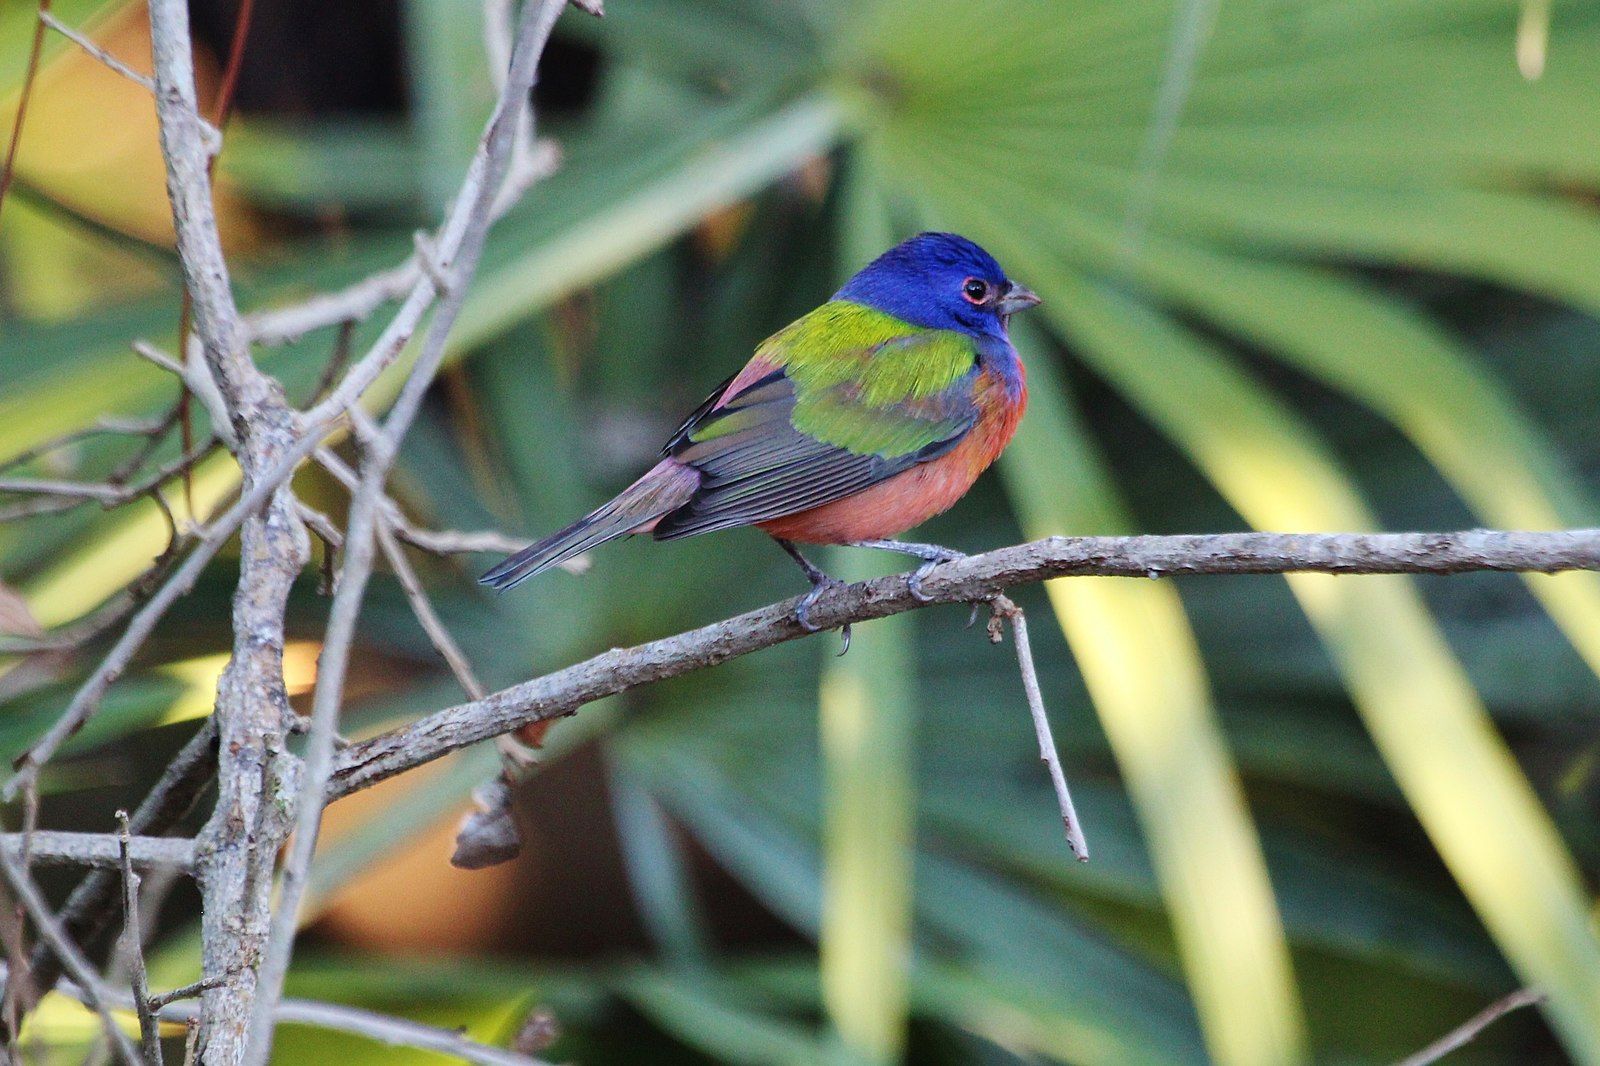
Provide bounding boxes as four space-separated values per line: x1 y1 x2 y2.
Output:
961 277 990 304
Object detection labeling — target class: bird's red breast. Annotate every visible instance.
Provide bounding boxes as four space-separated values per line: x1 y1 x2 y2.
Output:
756 363 1026 544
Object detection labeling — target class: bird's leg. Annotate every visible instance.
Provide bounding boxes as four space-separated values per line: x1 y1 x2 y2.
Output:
773 537 852 653
850 538 968 602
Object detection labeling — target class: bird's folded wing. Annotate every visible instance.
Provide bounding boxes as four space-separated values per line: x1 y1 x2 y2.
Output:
652 321 979 540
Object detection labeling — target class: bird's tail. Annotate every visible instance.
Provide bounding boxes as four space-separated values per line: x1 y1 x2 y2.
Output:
478 460 699 591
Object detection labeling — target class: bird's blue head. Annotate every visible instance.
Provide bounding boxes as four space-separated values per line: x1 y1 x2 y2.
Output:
833 232 1041 338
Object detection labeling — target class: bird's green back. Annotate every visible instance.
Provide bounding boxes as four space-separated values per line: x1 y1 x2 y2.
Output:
748 300 978 458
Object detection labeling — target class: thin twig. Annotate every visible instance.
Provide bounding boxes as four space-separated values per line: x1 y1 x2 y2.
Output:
148 975 227 1012
0 842 139 1065
304 321 357 407
242 132 557 350
117 813 163 1066
0 439 215 509
328 527 1600 800
376 523 486 700
264 1000 552 1066
988 595 1087 860
327 443 533 867
48 977 553 1066
39 10 155 92
394 526 534 558
0 413 169 476
245 260 421 347
0 877 34 1061
1395 988 1546 1066
316 444 583 569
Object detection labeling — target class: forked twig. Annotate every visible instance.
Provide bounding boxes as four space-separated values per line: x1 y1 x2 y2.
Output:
987 595 1087 860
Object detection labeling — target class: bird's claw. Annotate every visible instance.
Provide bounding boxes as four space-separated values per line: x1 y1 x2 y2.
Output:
794 578 852 655
795 577 845 633
907 548 967 601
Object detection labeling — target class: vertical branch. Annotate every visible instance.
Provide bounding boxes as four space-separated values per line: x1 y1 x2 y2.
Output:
146 1 307 1061
240 3 572 1062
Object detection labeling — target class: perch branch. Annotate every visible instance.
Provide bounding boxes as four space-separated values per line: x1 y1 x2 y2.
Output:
329 527 1600 798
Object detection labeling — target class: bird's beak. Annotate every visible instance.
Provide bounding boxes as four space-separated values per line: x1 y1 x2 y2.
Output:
996 281 1042 316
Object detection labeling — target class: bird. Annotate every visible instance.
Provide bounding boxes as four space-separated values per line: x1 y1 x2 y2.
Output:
480 231 1040 644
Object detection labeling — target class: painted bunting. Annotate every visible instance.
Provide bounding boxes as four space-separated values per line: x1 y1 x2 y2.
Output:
481 232 1040 634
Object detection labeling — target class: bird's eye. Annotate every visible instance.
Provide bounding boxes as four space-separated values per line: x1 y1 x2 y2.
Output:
961 277 991 304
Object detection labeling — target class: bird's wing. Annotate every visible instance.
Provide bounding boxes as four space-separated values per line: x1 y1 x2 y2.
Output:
652 302 980 540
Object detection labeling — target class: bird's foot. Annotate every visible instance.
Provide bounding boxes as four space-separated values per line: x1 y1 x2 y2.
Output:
794 576 854 655
795 575 847 632
902 547 960 598
849 538 968 601
908 548 967 601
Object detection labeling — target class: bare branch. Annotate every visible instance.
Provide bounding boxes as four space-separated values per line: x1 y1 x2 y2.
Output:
146 5 315 1048
0 477 125 502
988 595 1087 860
0 833 195 873
117 813 164 1066
39 11 155 92
316 443 568 567
376 522 486 699
149 974 228 1012
253 1000 552 1066
0 840 139 1065
329 527 1600 798
0 438 218 512
149 1 250 384
394 526 530 558
1396 988 1546 1066
0 414 168 477
245 261 421 348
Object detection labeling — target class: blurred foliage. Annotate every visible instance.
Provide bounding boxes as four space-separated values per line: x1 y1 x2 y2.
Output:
5 0 1600 1062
